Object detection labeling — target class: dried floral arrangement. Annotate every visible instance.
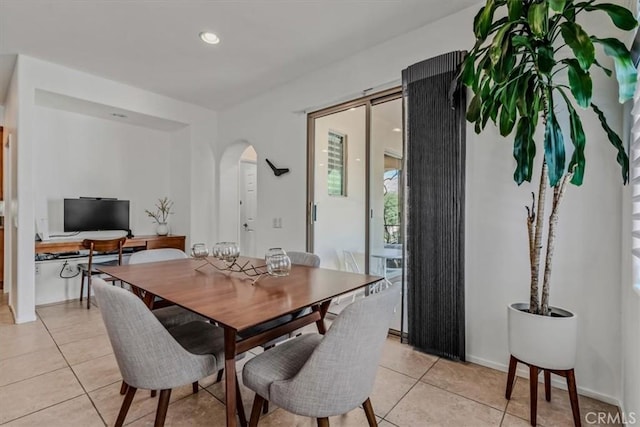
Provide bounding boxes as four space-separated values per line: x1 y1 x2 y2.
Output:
145 197 174 224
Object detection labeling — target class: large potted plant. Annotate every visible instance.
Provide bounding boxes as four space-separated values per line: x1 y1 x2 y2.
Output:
460 0 637 371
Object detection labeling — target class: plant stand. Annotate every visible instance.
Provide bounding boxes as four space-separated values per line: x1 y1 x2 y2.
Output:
505 355 581 427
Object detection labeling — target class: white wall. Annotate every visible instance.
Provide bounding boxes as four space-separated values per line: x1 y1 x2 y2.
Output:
33 106 175 235
10 55 217 321
217 3 627 403
622 183 640 419
3 61 18 318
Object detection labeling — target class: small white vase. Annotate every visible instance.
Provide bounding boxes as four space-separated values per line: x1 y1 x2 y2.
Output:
507 303 577 370
156 222 169 236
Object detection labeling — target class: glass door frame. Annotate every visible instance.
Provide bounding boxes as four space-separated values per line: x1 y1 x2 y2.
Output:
306 87 402 275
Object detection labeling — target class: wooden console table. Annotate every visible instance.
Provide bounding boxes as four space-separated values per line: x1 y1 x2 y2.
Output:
35 235 186 254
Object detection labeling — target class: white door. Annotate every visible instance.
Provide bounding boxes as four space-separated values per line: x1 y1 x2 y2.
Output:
239 161 257 257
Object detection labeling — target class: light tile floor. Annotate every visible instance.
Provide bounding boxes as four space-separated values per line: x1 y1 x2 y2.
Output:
0 293 621 426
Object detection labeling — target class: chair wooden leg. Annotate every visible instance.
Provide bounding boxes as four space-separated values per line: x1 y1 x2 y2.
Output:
115 385 137 427
192 381 199 394
362 398 378 427
235 376 247 426
249 394 265 427
262 400 269 414
317 418 330 427
506 355 518 399
529 365 539 427
86 275 92 309
154 389 171 427
216 369 224 383
79 272 85 302
119 381 128 395
566 369 582 427
151 390 157 397
544 370 551 402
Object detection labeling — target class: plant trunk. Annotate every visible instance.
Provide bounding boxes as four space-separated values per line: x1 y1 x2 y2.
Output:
529 159 548 314
540 172 572 315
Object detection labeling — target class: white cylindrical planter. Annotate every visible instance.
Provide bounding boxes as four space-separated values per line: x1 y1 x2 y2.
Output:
507 303 577 370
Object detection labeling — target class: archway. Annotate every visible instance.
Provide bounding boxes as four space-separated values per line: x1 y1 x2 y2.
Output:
218 140 258 256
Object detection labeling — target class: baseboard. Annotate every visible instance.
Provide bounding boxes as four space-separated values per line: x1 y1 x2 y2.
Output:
466 354 622 407
11 306 37 324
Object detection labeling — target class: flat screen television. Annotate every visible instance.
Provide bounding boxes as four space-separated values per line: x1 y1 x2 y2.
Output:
64 198 130 232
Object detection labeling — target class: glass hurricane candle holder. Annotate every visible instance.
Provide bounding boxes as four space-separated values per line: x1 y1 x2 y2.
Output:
213 242 240 263
265 248 291 276
191 243 209 259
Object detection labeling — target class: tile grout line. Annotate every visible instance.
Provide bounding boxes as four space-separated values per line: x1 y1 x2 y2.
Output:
414 358 511 419
378 357 440 422
36 307 109 426
0 309 103 425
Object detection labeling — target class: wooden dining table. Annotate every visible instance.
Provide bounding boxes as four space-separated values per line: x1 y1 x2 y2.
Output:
100 256 382 427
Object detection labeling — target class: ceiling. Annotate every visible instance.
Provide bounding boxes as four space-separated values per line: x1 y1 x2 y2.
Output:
0 0 480 111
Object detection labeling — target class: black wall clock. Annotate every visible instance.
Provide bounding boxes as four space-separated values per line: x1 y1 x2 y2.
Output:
265 158 290 176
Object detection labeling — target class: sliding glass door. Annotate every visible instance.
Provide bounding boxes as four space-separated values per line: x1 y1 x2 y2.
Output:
369 96 404 332
307 89 405 333
310 105 367 272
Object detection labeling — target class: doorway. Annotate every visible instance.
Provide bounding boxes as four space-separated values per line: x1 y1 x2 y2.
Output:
307 89 405 333
218 141 258 257
239 146 257 257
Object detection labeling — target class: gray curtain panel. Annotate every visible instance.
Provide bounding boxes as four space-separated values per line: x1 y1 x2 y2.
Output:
402 51 466 361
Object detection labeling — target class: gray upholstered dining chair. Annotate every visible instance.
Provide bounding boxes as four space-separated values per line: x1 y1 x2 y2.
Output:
128 248 207 328
242 283 400 427
92 278 247 427
287 251 320 268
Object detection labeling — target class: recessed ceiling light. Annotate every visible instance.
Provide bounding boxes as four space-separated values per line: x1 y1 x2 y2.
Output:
200 32 220 45
392 127 402 132
112 113 127 118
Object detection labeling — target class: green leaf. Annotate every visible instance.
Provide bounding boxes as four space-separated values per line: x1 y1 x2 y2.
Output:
560 21 595 70
544 102 566 187
499 105 516 136
564 1 576 22
512 35 532 50
591 103 629 184
549 0 567 13
513 117 536 184
592 37 638 103
490 23 513 65
537 44 555 74
565 58 592 108
491 40 515 83
461 53 477 88
565 102 586 185
584 3 638 31
467 94 482 123
528 1 548 38
516 73 534 116
499 81 518 136
531 92 541 129
474 0 497 40
507 0 523 21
